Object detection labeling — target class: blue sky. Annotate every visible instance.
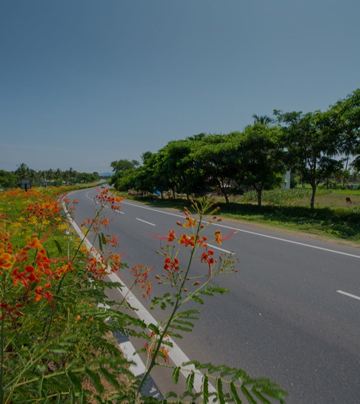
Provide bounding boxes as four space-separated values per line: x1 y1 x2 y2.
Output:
1 0 359 174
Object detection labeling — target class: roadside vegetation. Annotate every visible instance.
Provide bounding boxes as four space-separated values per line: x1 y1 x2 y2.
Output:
0 164 104 189
108 88 360 245
124 188 360 245
110 88 360 210
0 185 287 403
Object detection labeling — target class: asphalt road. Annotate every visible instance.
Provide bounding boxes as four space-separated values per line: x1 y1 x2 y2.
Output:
69 187 360 404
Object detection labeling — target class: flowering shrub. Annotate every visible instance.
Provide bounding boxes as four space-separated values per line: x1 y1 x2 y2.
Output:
0 187 287 403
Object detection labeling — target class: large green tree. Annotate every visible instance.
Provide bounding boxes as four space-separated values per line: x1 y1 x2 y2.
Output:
190 133 242 203
237 124 286 207
110 159 140 187
326 89 360 172
110 159 140 173
275 109 343 209
0 170 17 188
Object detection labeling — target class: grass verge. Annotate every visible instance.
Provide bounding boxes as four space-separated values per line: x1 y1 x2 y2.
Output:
124 189 360 246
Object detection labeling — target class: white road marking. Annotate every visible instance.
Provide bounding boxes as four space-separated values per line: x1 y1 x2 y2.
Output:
122 201 360 260
86 191 124 213
119 340 146 377
136 218 156 226
123 201 185 218
337 290 360 301
207 243 233 254
64 200 216 396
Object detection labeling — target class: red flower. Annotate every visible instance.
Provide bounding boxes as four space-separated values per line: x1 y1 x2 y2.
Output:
164 257 179 272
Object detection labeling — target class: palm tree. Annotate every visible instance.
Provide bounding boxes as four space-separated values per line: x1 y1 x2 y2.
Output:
15 163 31 180
252 114 273 126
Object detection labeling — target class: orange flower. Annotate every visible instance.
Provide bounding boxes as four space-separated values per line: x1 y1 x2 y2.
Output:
160 347 169 363
0 252 15 270
178 233 195 248
196 236 208 247
167 229 176 242
26 235 43 250
183 217 197 228
215 230 222 245
131 264 153 297
164 257 179 272
201 249 215 271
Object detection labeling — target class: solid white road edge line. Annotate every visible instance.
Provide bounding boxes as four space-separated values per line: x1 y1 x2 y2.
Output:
136 218 156 226
337 290 360 301
122 201 360 259
64 202 216 396
119 341 146 377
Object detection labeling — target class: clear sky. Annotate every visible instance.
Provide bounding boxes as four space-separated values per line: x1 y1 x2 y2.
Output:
1 0 359 174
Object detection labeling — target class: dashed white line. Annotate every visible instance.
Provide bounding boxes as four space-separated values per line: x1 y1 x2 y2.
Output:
136 218 156 226
337 290 360 301
207 243 233 254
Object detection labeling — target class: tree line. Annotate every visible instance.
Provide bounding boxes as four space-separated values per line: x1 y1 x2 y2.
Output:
0 164 100 189
111 89 360 210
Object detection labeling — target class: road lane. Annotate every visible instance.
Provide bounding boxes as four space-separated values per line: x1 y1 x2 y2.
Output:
69 188 360 403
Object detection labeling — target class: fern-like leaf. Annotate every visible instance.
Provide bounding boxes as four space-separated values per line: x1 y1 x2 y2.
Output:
177 309 200 319
241 386 257 404
172 366 181 384
166 331 183 339
148 323 160 335
172 319 194 327
98 233 103 252
253 390 272 404
67 371 83 392
230 382 242 404
98 367 120 390
85 369 104 395
165 391 178 399
170 324 193 332
202 374 209 404
186 371 195 393
216 378 225 404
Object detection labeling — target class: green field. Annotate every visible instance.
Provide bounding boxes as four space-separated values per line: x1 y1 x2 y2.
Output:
126 188 360 246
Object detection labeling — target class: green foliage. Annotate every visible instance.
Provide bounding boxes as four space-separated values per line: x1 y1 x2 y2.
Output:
0 170 17 188
274 109 344 209
236 124 286 206
1 189 288 404
110 89 360 208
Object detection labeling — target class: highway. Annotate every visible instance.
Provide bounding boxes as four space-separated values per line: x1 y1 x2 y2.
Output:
70 187 360 403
